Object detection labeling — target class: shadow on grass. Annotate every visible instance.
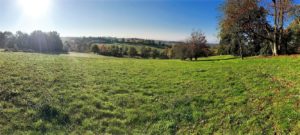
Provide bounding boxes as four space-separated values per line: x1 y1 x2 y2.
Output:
2 49 68 55
194 57 240 62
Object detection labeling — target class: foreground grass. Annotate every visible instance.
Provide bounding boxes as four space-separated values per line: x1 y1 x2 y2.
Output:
0 52 300 134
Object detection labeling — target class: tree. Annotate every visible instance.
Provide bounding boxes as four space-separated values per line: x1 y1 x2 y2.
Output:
28 31 64 53
63 41 71 52
0 32 5 48
0 30 64 53
123 46 129 55
151 49 160 59
128 47 138 57
46 31 64 53
4 31 16 49
30 31 48 52
159 48 170 59
219 0 299 56
99 45 109 55
91 45 100 54
257 0 296 55
110 45 121 57
219 0 270 58
186 30 209 60
286 18 300 53
171 44 188 60
15 31 29 50
140 46 151 58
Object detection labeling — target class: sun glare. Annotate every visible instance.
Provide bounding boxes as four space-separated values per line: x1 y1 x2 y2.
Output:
18 0 51 18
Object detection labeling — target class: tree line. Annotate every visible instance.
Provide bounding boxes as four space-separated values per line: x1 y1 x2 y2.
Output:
91 45 162 59
0 31 65 53
218 0 300 58
0 30 212 60
91 30 212 60
63 37 178 53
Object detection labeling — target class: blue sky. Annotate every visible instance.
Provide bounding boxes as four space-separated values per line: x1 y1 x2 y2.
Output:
0 0 223 43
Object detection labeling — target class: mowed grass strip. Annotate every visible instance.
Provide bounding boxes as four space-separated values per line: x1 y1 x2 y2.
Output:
0 52 300 134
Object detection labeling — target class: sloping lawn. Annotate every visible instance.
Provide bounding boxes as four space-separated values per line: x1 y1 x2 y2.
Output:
0 52 299 134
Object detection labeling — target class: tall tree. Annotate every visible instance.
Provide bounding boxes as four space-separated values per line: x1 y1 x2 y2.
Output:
187 30 208 60
30 31 48 52
0 32 5 48
15 31 29 50
220 0 299 56
46 31 64 52
263 0 296 55
4 31 16 49
219 0 272 57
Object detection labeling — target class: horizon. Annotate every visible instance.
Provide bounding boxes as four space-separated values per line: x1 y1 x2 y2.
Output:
0 0 223 43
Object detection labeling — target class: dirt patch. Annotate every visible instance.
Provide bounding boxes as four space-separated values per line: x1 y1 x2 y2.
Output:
271 76 295 88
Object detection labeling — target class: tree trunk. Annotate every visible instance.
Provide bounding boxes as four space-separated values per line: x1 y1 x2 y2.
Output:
278 0 284 54
238 39 244 59
272 0 279 56
273 42 278 56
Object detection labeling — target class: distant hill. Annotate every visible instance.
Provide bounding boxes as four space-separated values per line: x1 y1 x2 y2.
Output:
61 36 217 53
61 37 184 52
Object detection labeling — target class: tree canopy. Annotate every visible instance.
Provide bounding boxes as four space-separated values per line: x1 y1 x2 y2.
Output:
219 0 300 57
0 31 65 53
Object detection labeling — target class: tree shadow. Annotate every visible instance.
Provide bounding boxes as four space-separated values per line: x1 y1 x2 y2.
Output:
194 57 239 62
3 48 68 55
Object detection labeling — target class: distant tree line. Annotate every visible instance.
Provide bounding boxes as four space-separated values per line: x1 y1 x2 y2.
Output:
91 30 212 60
91 45 162 59
0 31 64 53
64 37 93 53
218 0 300 58
118 38 169 49
63 37 180 53
0 30 212 60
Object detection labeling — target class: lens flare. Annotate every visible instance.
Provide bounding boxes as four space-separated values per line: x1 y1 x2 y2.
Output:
18 0 51 18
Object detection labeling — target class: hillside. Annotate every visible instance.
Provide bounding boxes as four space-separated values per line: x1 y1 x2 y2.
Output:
0 52 299 134
61 37 181 53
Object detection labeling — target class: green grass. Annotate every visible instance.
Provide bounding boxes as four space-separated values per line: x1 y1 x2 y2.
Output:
0 52 300 134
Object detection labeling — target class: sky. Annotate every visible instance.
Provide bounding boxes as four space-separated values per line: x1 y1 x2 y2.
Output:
0 0 223 43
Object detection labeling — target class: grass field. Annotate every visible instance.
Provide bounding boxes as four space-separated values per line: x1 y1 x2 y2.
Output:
0 52 300 134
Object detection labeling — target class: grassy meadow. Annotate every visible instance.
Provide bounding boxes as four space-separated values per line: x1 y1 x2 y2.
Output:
0 52 300 134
